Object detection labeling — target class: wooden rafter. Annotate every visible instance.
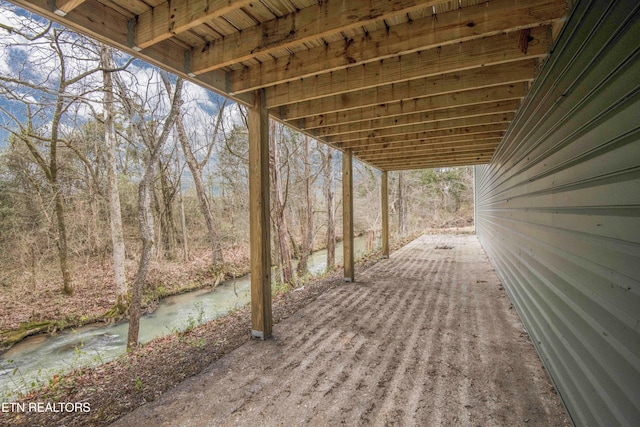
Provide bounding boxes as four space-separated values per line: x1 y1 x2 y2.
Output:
362 153 498 170
376 154 493 171
349 134 503 151
355 141 501 158
301 84 528 129
311 101 521 138
133 0 253 50
329 113 515 142
190 0 438 74
228 0 566 93
267 27 550 107
278 60 536 120
335 124 508 148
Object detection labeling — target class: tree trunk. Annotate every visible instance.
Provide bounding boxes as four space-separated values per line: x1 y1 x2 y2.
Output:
157 160 178 259
127 77 182 350
324 146 335 270
101 44 128 311
269 122 293 284
398 171 407 236
151 186 164 260
174 110 224 266
177 171 189 261
52 181 73 295
50 83 73 295
23 118 72 295
366 230 374 251
296 136 313 277
127 173 154 349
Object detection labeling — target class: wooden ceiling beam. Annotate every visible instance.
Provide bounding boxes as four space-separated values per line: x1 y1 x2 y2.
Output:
346 134 503 151
371 151 494 162
375 161 487 171
360 151 497 168
190 0 437 74
133 0 253 50
229 0 565 93
301 84 527 130
326 113 514 142
311 100 521 137
356 143 500 159
338 122 509 147
278 60 535 120
266 26 549 108
362 154 495 167
353 138 500 159
369 154 492 171
333 124 508 148
339 131 505 150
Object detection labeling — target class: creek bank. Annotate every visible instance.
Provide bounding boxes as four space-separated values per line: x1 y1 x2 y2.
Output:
0 260 250 353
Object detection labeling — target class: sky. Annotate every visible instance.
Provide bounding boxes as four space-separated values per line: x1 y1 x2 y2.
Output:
0 2 243 157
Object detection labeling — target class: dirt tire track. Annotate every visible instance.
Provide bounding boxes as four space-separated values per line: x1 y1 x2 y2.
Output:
111 234 570 427
369 258 447 426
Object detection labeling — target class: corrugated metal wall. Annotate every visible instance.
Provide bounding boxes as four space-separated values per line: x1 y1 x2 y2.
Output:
474 0 640 425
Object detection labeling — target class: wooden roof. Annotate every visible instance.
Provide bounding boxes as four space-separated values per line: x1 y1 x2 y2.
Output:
10 0 569 171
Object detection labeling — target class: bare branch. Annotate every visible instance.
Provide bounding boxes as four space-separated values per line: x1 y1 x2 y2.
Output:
0 20 51 41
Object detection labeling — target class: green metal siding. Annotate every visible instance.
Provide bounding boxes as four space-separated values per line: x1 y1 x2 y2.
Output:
474 0 640 425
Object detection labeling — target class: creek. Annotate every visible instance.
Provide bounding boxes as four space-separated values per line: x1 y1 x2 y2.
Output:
0 236 374 400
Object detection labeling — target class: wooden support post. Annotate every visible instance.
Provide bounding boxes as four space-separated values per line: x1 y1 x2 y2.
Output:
342 148 355 282
249 89 272 339
381 171 389 258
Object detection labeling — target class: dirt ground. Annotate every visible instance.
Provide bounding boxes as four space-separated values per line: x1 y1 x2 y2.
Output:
111 234 570 427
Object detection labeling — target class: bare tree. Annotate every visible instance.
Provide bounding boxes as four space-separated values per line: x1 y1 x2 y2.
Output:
116 71 183 349
398 171 407 236
0 27 109 295
169 79 226 267
296 135 314 276
100 44 127 312
175 155 189 261
218 110 251 246
323 146 336 270
270 122 293 284
154 156 180 259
